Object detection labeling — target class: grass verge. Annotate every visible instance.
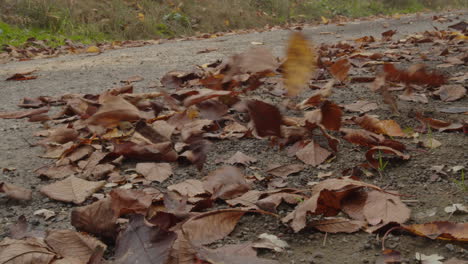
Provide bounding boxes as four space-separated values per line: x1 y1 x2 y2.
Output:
1 0 466 48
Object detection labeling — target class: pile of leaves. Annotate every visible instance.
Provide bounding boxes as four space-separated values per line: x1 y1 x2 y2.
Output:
1 19 467 264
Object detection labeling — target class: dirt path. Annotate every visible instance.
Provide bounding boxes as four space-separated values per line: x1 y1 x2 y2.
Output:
0 11 467 264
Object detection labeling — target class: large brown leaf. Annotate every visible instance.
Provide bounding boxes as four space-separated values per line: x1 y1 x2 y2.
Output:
329 58 351 82
246 100 282 138
0 182 32 201
363 191 410 225
203 166 250 200
0 106 49 119
353 115 406 137
168 179 206 198
114 215 177 264
182 209 247 245
341 128 406 151
45 230 106 263
0 237 56 264
365 146 410 169
112 141 178 162
320 100 342 131
71 198 118 240
40 176 105 204
86 93 141 130
433 84 466 102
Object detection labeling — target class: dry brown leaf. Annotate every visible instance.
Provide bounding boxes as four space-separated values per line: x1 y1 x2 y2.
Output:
283 32 317 96
295 141 332 166
402 222 468 242
168 179 206 198
114 215 177 264
343 100 378 113
309 217 366 233
363 190 410 225
203 166 250 200
0 106 49 119
0 182 32 201
40 176 105 204
45 229 106 263
195 244 279 264
86 93 141 131
182 209 247 245
353 115 406 137
320 100 342 131
247 100 282 138
376 249 402 264
341 128 406 151
226 190 262 207
225 151 257 166
433 85 466 102
252 233 289 252
365 146 410 169
5 71 38 81
136 162 173 183
329 58 351 82
71 198 118 240
266 164 304 178
0 237 56 264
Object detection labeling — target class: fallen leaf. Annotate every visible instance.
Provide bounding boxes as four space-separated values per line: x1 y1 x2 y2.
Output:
40 176 105 204
295 140 332 166
444 204 468 214
320 100 342 131
86 46 100 53
45 229 106 263
363 190 410 225
266 164 304 178
433 85 466 102
247 100 282 137
283 32 317 96
33 209 56 220
5 71 38 81
353 115 406 137
0 106 49 119
182 209 247 245
0 182 32 201
376 249 402 264
341 128 406 151
225 151 257 166
365 146 410 169
114 214 176 264
168 179 206 198
402 222 468 242
309 217 366 233
343 100 378 113
71 198 118 239
0 237 56 264
136 162 173 183
329 58 351 82
203 166 250 200
252 233 289 252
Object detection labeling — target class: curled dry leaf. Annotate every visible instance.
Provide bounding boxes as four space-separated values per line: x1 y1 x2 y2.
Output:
72 199 118 239
0 106 49 119
363 190 410 225
168 179 206 198
5 71 38 81
182 209 247 245
383 63 445 87
365 146 410 169
40 176 105 204
0 182 32 201
309 217 366 233
112 141 178 162
353 115 406 137
341 128 406 151
33 209 56 220
402 222 468 242
86 93 141 130
114 215 177 264
45 229 106 263
283 32 317 96
295 140 332 167
136 162 173 183
320 100 342 131
203 166 250 200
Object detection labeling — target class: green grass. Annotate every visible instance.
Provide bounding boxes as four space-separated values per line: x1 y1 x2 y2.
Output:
1 0 466 50
0 21 105 48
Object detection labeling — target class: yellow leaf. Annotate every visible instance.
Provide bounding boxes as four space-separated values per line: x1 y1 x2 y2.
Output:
283 32 317 97
224 19 230 26
137 13 145 22
187 108 199 119
321 16 329 24
86 46 100 53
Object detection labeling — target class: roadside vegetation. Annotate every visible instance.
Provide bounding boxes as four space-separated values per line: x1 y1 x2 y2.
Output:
0 0 466 48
